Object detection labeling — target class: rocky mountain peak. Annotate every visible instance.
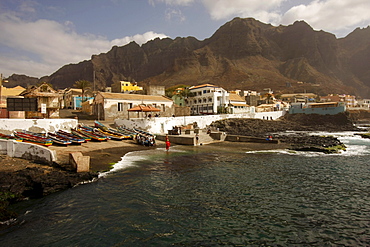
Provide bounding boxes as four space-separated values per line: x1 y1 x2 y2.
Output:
5 18 370 98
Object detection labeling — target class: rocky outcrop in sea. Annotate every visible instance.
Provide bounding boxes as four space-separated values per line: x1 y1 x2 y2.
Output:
210 112 359 153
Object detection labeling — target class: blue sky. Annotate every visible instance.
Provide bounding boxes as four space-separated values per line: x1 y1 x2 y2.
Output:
0 0 369 78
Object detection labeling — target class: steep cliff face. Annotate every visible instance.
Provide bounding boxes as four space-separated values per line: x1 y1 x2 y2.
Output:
7 18 370 97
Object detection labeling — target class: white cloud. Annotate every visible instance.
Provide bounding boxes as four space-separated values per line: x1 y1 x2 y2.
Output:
281 0 370 35
149 0 195 6
201 0 285 23
0 13 168 77
111 31 168 47
165 8 186 22
159 0 370 37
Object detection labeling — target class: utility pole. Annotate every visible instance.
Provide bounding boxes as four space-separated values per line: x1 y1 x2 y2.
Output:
93 70 96 92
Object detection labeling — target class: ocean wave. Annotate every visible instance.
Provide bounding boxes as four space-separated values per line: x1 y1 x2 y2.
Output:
245 149 331 157
98 151 147 177
98 147 187 177
245 143 370 157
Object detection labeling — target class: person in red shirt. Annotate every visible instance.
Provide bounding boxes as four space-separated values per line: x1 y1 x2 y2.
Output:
165 134 171 151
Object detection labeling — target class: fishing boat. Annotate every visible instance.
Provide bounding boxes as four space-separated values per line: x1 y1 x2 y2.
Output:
56 130 86 144
117 126 137 139
14 131 53 146
47 132 72 146
134 128 154 136
70 129 92 142
94 121 132 140
72 128 108 142
93 128 126 141
0 133 22 141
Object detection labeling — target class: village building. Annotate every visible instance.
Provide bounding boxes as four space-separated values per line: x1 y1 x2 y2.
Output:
357 99 370 109
280 93 317 103
117 81 143 93
186 84 229 115
92 92 174 120
19 83 61 118
81 98 94 115
227 93 249 114
289 102 346 115
321 94 357 108
0 85 26 118
62 88 94 110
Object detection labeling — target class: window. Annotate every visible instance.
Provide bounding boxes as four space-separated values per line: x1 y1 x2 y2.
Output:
118 102 123 111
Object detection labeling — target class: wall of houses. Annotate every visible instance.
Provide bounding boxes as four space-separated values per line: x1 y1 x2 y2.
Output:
0 119 78 134
115 110 286 134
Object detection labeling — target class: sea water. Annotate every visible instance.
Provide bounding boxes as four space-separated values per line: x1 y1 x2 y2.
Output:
1 132 370 246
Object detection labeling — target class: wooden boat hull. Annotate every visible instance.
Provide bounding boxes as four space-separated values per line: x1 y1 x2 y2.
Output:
14 131 53 146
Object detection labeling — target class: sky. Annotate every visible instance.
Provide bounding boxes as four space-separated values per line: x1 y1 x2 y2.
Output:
0 0 369 78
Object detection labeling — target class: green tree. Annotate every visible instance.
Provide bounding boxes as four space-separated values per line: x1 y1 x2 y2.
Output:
74 80 92 102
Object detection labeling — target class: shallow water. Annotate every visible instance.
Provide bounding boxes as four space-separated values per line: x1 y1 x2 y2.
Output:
1 133 370 246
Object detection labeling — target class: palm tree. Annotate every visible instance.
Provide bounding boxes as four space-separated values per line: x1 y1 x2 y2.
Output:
73 80 91 102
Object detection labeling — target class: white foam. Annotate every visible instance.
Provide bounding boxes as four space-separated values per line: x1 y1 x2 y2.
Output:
98 147 187 177
98 151 146 177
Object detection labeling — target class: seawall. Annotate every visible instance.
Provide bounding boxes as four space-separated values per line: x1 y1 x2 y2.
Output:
0 118 78 135
0 139 56 164
115 111 286 134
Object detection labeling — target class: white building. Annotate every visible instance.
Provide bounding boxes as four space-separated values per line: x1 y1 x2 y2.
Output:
93 92 174 120
227 93 249 114
186 84 249 115
186 84 228 115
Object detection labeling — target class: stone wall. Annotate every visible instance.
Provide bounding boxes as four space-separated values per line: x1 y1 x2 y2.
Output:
0 119 78 135
0 139 56 164
115 110 286 134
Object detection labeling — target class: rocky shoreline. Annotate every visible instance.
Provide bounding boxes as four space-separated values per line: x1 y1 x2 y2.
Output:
211 112 361 153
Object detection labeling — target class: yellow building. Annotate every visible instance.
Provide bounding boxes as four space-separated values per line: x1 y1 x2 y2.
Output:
0 85 26 108
120 81 143 93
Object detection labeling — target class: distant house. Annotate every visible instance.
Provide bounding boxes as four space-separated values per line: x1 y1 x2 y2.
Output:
81 98 94 115
0 85 26 107
280 93 317 103
93 92 174 120
0 85 26 118
187 84 229 115
63 88 94 110
357 99 370 109
289 102 346 115
118 81 143 93
19 83 61 118
227 93 249 114
321 94 357 108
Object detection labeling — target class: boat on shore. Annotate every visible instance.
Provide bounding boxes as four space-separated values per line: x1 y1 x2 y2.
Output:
56 130 86 144
72 127 108 142
14 131 53 146
0 133 22 141
47 132 73 146
94 121 133 140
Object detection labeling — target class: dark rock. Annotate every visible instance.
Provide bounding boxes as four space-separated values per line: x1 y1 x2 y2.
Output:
0 167 98 221
211 113 358 152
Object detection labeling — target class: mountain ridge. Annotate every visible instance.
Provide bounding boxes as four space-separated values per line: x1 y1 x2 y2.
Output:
6 18 370 98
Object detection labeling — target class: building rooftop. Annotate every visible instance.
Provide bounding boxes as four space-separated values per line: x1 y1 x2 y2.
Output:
99 92 172 102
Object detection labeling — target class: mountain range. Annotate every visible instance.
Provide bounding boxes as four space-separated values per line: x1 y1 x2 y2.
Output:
6 17 370 98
